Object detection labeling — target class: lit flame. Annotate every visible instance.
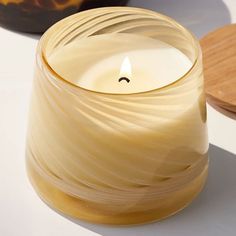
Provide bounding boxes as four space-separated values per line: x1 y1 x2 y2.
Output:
119 57 132 79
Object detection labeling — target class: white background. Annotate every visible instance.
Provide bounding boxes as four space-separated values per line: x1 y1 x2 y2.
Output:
0 0 235 235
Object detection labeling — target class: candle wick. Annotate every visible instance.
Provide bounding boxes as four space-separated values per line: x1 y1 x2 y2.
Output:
119 77 130 83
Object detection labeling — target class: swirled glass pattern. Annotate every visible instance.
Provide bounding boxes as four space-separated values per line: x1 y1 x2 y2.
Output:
26 7 208 225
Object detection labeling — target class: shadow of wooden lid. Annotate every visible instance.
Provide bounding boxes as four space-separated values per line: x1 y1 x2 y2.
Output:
200 24 236 113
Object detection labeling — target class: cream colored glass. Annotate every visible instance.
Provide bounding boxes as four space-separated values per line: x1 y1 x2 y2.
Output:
26 7 209 225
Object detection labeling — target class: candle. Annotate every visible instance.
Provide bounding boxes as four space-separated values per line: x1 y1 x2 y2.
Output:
49 34 192 94
27 7 208 225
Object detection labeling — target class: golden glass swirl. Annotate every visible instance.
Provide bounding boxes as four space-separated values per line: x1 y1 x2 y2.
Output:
26 7 209 225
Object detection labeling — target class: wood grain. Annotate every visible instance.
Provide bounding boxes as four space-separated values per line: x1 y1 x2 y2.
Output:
200 24 236 113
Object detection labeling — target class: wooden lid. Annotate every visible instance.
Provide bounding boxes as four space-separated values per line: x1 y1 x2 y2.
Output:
200 24 236 113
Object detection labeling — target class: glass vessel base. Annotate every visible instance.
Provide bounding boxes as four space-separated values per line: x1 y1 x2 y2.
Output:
26 157 208 226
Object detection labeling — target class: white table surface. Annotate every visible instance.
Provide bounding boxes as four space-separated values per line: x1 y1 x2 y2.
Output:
0 0 236 235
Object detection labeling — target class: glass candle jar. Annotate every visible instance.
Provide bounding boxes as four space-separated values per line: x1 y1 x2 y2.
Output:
26 7 209 225
0 0 128 33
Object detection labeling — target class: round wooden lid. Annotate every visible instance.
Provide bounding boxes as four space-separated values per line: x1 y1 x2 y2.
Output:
200 24 236 113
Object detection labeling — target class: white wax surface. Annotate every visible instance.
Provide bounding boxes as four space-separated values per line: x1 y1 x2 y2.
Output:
49 34 192 94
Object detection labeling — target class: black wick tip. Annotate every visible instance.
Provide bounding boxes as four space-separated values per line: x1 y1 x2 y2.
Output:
119 77 130 83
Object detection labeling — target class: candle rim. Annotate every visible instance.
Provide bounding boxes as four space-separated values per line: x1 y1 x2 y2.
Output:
39 7 201 96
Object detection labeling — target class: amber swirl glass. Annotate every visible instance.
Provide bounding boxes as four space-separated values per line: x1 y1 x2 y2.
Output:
26 7 209 225
0 0 128 32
